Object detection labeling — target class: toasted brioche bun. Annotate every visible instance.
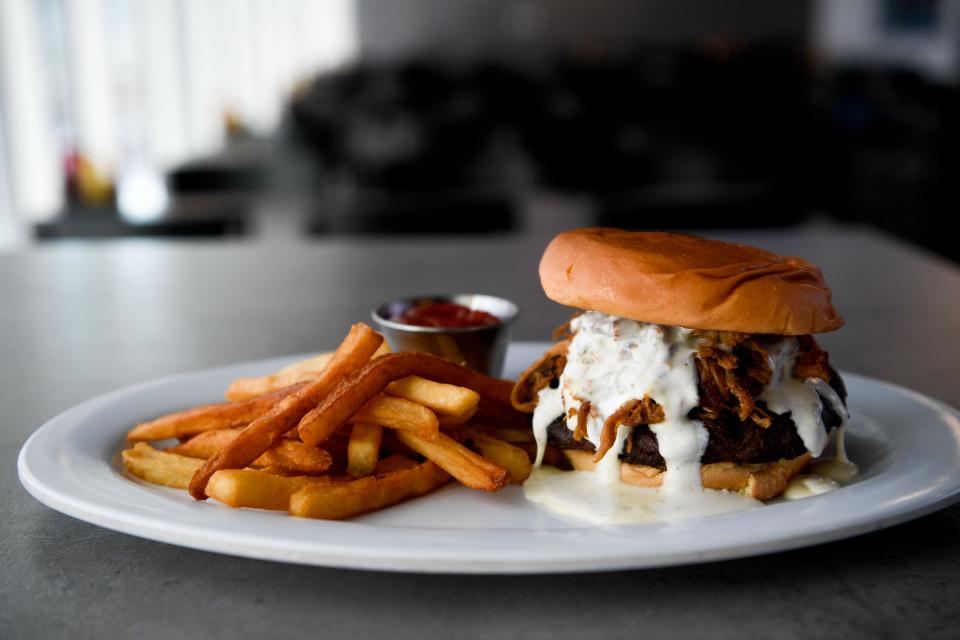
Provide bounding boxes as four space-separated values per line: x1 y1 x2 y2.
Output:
539 228 843 335
563 450 812 500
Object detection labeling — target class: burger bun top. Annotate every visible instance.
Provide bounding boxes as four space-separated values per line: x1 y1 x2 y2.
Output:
539 228 843 335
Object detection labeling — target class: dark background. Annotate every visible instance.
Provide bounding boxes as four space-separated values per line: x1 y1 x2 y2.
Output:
16 0 958 264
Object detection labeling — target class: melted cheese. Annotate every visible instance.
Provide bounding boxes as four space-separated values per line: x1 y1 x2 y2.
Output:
532 385 563 467
523 467 761 524
793 376 858 488
556 313 707 493
782 474 841 500
527 312 851 523
758 339 840 457
807 423 859 482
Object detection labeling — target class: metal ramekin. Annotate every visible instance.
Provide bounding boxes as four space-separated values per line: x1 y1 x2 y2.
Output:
371 294 519 376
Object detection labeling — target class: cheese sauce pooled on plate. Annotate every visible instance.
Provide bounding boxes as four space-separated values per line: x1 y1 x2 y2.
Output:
526 312 851 521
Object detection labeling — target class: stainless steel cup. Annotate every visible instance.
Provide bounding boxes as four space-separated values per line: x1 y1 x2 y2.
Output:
371 294 519 376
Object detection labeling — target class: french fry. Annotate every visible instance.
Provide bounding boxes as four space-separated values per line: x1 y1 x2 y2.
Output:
257 465 299 476
472 397 532 431
483 427 534 444
350 395 439 440
298 352 517 447
257 439 333 475
459 426 532 484
436 409 478 429
346 423 383 478
289 461 450 520
122 443 205 489
167 428 243 458
395 430 509 492
225 343 391 401
126 382 306 442
384 376 480 421
205 469 337 511
125 335 531 519
189 323 384 500
168 428 333 474
226 353 333 402
375 454 419 474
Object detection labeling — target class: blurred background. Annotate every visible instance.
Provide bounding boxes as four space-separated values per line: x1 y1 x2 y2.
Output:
0 0 957 261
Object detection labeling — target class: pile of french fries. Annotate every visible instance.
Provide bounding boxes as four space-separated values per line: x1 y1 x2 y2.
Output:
122 323 537 520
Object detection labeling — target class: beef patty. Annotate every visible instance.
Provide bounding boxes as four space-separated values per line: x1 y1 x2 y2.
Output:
544 368 847 467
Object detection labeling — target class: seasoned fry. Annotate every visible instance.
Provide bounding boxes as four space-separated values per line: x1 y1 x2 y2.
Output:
375 454 419 474
257 465 299 476
122 443 205 489
347 423 383 477
226 353 333 401
189 323 384 500
225 343 392 401
483 427 535 444
206 469 337 511
167 428 243 458
258 439 333 475
436 408 478 429
168 428 333 474
298 352 516 447
351 395 439 440
459 426 532 484
124 332 537 520
395 431 509 492
472 397 532 431
126 382 305 442
289 460 450 520
385 376 480 420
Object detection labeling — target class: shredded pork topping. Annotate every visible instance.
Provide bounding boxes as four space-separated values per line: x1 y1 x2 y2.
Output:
572 400 591 442
593 395 664 462
514 328 834 435
693 331 831 429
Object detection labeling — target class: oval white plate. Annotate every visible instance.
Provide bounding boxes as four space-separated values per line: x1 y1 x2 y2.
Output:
18 342 960 573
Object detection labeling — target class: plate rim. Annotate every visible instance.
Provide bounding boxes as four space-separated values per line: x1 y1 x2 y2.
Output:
18 342 960 574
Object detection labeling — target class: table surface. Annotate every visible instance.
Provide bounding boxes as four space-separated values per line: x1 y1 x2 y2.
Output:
3 224 959 639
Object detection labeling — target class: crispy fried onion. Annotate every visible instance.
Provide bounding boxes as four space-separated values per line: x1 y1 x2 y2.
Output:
572 399 591 442
793 335 831 381
592 395 664 463
510 340 569 413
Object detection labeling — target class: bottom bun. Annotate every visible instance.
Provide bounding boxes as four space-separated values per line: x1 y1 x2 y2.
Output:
563 450 812 501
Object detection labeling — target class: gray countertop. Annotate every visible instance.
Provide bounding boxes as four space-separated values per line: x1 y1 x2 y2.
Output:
3 224 959 638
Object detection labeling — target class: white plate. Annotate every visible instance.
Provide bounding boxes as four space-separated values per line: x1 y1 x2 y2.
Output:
18 342 960 574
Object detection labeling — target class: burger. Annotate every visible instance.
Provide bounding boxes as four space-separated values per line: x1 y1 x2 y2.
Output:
511 228 848 502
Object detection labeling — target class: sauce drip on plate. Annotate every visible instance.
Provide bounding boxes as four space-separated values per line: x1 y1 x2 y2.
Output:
528 312 858 522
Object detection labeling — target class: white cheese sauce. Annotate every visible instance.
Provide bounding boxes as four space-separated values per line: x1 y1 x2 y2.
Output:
782 474 841 500
527 312 852 522
532 385 563 467
758 339 846 458
555 313 707 493
783 369 858 498
524 467 761 524
805 424 860 484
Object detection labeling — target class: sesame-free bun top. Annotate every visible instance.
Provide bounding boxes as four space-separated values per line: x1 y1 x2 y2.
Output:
539 228 843 335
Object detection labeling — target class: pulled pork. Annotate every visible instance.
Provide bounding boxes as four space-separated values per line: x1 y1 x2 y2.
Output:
510 329 842 465
693 331 832 429
593 395 664 462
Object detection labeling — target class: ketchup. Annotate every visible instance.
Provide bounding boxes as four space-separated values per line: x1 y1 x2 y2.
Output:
397 303 500 328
